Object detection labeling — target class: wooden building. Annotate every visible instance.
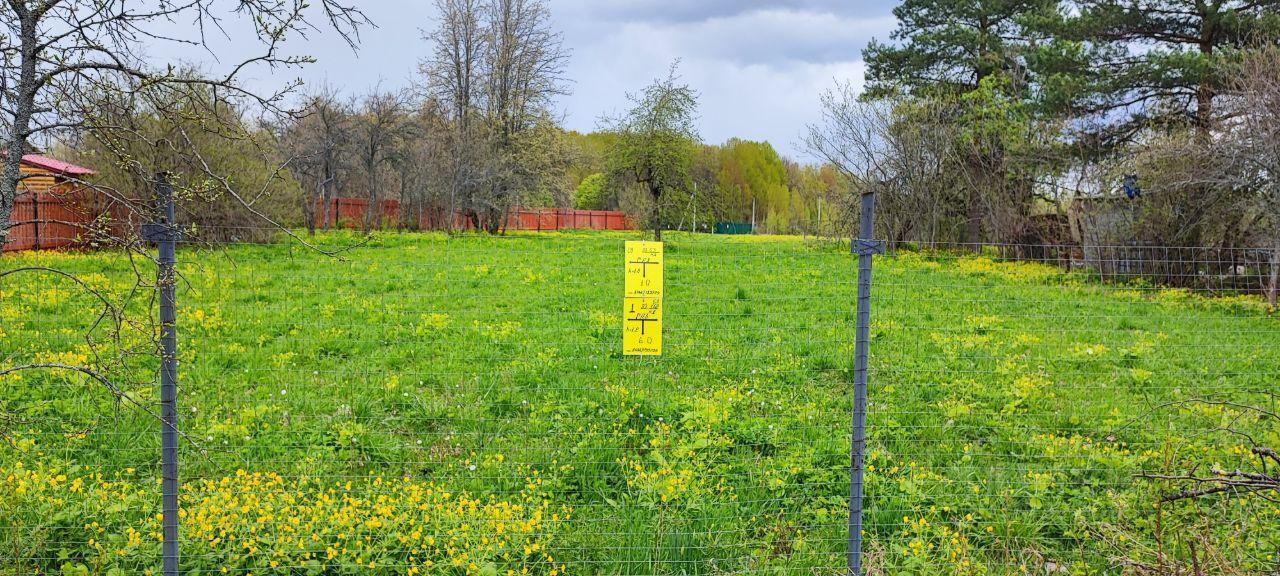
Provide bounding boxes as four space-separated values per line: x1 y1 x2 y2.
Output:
2 154 102 252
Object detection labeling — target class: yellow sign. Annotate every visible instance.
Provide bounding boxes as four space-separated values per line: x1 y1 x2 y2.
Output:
623 241 663 355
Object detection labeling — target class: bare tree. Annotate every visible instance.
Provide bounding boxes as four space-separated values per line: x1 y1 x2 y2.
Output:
283 88 354 233
478 0 568 230
1118 46 1280 304
395 99 453 230
1224 47 1280 307
483 0 567 142
421 0 567 233
352 90 413 231
0 0 370 242
805 87 961 247
422 0 486 231
0 1 369 489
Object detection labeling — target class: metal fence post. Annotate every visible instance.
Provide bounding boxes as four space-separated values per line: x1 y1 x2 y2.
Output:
849 191 881 576
146 172 180 576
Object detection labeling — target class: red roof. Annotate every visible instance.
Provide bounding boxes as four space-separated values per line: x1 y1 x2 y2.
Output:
19 154 96 176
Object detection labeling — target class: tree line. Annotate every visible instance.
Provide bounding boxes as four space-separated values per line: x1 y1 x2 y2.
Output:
273 60 844 239
806 0 1280 304
40 0 838 241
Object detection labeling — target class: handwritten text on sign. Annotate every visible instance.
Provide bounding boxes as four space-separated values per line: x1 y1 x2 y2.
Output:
623 241 663 355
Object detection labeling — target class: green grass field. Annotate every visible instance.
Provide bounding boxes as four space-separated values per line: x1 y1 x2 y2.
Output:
2 231 1277 575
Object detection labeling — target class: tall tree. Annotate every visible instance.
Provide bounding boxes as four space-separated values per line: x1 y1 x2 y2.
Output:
1042 1 1280 250
1230 47 1280 306
421 0 567 233
863 0 1056 246
423 0 487 231
283 89 353 233
0 0 369 243
483 0 568 143
864 0 1054 99
1147 46 1280 304
604 63 700 241
476 0 567 231
353 91 413 231
1057 0 1280 141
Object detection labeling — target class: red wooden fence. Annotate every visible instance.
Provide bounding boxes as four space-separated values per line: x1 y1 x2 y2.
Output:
313 198 401 230
2 192 127 253
6 196 631 253
314 198 634 232
503 208 632 231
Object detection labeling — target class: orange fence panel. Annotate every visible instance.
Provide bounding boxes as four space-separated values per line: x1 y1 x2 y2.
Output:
314 198 401 230
4 194 35 252
3 192 127 253
9 196 636 253
518 208 633 231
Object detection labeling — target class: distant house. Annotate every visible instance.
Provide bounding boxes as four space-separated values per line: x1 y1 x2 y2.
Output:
2 154 106 252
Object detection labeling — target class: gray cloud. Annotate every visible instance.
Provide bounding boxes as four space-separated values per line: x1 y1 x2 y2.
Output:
556 0 892 24
604 9 893 66
550 1 894 156
150 1 896 159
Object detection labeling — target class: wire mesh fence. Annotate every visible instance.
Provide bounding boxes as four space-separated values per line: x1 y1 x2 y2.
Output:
868 243 1278 575
2 217 1278 574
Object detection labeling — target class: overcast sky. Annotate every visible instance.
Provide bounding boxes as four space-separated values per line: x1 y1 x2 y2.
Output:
181 1 897 159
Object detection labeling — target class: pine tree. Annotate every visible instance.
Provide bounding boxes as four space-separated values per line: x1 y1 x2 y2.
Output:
863 0 1057 246
1051 0 1280 140
864 0 1057 98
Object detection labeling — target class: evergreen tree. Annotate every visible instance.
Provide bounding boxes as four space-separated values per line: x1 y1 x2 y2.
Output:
1054 0 1280 141
864 0 1057 99
863 0 1058 245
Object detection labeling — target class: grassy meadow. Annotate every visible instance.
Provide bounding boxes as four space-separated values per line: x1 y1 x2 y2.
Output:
1 231 1277 575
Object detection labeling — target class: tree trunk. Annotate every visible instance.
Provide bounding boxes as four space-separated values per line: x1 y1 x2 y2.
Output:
1195 85 1214 142
323 186 333 230
365 162 377 232
325 172 336 231
965 184 982 251
1 11 39 245
1 142 22 245
485 205 502 234
1268 240 1279 308
1195 35 1215 143
304 187 317 236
